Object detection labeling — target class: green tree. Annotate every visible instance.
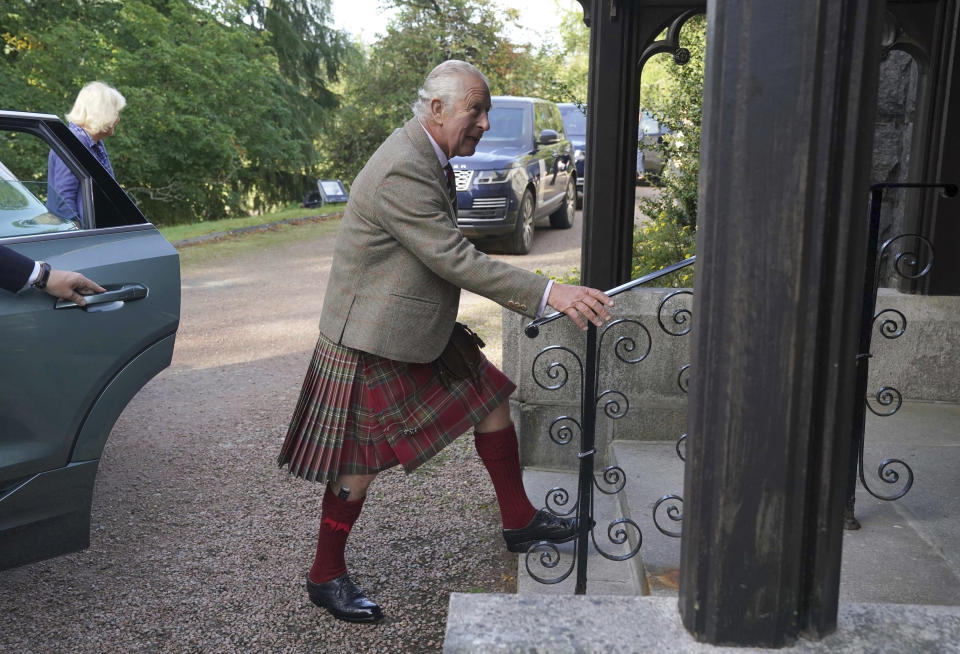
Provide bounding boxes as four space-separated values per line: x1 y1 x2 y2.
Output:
534 0 589 105
632 14 705 285
316 0 542 184
233 0 346 108
1 0 346 224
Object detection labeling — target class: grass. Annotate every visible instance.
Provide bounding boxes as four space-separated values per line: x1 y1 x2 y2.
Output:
175 217 341 268
156 203 345 244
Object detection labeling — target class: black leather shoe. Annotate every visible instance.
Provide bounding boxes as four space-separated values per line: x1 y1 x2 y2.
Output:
503 509 578 553
306 574 383 623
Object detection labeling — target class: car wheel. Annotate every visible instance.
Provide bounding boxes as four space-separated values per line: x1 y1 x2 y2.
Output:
550 177 575 229
506 189 535 254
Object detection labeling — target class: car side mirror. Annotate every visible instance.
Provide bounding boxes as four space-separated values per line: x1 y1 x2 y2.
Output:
538 129 559 145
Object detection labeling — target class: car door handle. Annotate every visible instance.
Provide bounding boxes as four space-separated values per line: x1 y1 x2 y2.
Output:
54 283 148 310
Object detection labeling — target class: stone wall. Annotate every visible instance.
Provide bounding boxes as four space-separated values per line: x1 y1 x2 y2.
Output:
873 50 920 289
868 289 960 405
504 289 692 471
505 288 960 470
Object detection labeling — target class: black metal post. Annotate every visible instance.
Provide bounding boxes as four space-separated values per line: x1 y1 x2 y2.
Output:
847 182 956 527
846 187 886 530
575 323 598 594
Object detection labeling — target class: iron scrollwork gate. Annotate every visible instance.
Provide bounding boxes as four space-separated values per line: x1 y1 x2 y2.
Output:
519 180 957 591
522 257 695 593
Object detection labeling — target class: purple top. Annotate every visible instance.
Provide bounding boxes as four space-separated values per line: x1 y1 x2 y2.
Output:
47 122 115 222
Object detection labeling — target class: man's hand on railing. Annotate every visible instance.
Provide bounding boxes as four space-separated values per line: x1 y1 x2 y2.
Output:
548 283 615 331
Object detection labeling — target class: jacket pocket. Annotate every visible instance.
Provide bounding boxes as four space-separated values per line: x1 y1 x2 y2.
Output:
388 292 440 309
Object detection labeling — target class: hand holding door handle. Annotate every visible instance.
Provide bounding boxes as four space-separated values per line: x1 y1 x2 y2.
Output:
54 283 148 309
40 268 105 306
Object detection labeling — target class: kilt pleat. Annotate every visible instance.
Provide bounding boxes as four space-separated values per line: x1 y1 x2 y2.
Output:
278 330 515 485
278 334 360 482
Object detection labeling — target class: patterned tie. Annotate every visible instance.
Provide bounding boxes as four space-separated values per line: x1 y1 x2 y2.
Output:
443 163 458 212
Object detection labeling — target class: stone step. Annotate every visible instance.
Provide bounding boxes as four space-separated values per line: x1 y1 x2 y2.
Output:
608 439 685 595
517 400 960 605
517 468 646 596
444 594 960 653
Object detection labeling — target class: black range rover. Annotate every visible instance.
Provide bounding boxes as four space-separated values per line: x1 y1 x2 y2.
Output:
451 96 575 254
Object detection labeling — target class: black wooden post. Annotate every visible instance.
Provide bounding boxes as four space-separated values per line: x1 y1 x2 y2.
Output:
925 8 960 295
678 0 884 647
580 0 643 289
577 0 705 289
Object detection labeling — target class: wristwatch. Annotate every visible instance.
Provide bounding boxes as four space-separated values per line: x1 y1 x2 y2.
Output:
31 261 51 289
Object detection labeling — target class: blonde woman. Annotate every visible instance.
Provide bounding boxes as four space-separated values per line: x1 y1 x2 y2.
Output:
47 81 126 222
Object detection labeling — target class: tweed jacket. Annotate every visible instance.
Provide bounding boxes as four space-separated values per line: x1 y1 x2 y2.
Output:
318 118 549 364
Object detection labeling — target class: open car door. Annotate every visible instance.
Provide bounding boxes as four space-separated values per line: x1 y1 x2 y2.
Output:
0 110 180 570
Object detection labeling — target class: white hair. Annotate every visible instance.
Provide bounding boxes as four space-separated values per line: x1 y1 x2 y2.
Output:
412 60 489 120
66 81 126 135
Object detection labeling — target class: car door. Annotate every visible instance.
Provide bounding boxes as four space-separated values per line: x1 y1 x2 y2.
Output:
533 102 571 212
547 102 573 197
0 111 180 570
532 102 558 209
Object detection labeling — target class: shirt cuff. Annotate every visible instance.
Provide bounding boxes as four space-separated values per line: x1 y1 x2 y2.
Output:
535 279 554 319
20 261 41 292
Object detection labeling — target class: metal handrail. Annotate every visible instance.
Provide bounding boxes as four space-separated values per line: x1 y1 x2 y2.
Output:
524 256 697 338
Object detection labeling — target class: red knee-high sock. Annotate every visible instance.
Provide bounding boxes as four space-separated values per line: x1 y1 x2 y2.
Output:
308 486 365 584
474 424 537 529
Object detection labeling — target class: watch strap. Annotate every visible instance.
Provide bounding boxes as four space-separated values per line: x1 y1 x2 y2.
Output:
32 261 51 289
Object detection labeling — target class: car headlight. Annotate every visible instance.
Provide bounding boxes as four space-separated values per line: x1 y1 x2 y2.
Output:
474 168 513 184
574 149 585 162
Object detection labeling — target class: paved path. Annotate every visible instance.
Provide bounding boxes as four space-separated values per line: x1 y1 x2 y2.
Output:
0 212 583 654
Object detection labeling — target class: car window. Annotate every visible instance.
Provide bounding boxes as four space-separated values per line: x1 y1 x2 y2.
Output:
0 123 143 235
560 107 586 137
546 104 565 135
534 103 554 134
0 131 81 238
485 106 532 148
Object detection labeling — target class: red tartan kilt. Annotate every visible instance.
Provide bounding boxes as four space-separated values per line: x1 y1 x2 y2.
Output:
278 332 515 484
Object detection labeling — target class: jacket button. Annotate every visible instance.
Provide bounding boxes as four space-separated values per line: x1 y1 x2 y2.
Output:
520 304 528 311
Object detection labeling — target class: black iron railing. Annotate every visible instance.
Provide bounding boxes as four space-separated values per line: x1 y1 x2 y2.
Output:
521 181 957 592
844 181 958 528
523 256 696 594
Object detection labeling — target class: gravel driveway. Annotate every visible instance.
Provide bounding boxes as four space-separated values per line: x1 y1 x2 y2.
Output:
0 215 582 654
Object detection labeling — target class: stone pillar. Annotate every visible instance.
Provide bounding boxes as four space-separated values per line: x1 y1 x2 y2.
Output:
872 49 918 291
678 0 883 647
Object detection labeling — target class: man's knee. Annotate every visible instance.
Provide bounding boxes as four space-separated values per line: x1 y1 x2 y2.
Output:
330 473 376 501
476 400 512 433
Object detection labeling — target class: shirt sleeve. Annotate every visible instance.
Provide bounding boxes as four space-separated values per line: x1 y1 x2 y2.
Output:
535 279 554 319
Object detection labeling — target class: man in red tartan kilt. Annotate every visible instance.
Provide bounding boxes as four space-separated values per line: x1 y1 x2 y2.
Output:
278 60 614 623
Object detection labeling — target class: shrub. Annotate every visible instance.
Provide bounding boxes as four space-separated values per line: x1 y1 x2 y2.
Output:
631 14 705 287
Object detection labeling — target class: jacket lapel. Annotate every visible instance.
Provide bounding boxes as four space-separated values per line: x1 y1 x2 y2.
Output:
403 119 458 223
